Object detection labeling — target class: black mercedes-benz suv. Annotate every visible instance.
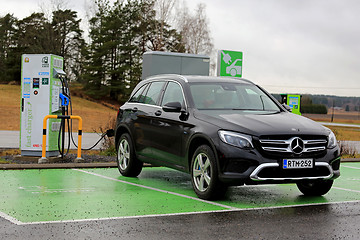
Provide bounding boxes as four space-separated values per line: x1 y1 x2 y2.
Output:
115 74 340 200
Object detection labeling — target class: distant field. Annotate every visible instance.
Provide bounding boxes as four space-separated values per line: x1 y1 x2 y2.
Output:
302 112 360 141
0 84 117 132
303 111 360 125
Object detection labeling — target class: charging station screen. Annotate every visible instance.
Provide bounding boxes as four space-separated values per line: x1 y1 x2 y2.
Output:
33 78 40 89
289 96 299 109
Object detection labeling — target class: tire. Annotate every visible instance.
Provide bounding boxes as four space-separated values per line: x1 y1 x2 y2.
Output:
296 180 333 196
230 68 237 77
116 133 143 177
191 145 227 200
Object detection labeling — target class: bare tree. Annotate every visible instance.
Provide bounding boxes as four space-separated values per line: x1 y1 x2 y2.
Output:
154 0 176 24
38 0 70 19
151 0 177 51
175 2 213 55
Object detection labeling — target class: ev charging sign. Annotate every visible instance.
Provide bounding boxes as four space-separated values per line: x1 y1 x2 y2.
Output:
217 50 243 77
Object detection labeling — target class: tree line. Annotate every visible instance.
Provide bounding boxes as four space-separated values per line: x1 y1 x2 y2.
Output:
0 0 213 102
273 94 360 114
303 94 360 112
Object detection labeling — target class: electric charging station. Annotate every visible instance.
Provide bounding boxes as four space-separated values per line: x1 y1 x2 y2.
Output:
20 54 65 157
280 94 301 115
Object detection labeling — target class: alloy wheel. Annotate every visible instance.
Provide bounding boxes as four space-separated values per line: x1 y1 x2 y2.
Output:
192 152 212 192
118 138 130 171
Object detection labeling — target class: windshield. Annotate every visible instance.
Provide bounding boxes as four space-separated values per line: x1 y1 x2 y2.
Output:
189 82 280 112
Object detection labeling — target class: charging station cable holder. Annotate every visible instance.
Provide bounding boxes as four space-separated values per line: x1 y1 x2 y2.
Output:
59 93 69 107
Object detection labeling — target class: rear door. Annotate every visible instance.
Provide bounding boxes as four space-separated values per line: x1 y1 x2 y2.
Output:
127 81 166 159
150 81 189 169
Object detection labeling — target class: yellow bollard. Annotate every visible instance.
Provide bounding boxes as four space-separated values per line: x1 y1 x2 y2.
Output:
71 115 84 163
39 115 83 163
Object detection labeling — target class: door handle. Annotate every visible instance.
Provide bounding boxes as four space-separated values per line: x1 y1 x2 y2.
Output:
132 107 138 112
155 110 162 116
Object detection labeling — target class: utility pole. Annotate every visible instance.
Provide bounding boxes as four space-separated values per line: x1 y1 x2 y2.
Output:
331 100 334 122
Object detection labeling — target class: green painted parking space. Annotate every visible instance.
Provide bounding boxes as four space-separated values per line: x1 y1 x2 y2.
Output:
88 164 360 209
333 163 360 191
0 169 225 223
0 163 359 224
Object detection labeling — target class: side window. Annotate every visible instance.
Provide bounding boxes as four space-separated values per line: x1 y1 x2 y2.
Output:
143 81 165 105
129 84 148 103
161 82 185 106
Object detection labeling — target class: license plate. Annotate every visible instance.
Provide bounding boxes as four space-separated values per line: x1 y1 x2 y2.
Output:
283 159 313 169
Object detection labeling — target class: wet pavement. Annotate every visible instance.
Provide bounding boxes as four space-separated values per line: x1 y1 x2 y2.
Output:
0 164 360 239
1 202 360 239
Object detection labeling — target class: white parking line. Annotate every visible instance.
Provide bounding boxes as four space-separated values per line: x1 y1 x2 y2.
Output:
333 187 360 194
0 211 22 225
332 165 360 193
73 168 237 210
342 165 360 170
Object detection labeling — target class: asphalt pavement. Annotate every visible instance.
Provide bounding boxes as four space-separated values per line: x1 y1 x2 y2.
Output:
320 122 360 128
1 202 359 240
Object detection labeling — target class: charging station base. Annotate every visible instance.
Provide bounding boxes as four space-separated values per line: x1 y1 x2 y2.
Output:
21 150 59 157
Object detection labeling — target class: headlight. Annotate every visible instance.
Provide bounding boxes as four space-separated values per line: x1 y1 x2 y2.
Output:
218 131 253 148
327 130 337 148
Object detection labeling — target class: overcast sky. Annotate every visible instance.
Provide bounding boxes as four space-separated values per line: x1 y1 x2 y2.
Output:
2 0 360 97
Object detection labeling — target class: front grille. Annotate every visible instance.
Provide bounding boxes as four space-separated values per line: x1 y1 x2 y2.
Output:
258 135 327 157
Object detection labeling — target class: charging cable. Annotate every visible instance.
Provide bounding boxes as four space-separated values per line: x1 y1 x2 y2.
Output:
57 75 114 155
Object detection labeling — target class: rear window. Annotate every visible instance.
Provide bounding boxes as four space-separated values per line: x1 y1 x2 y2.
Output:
142 81 165 105
129 84 148 103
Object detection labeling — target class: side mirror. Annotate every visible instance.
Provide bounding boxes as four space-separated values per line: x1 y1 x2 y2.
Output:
162 102 182 113
282 103 292 112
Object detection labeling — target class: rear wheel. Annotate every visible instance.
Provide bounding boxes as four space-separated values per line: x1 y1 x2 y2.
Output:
117 133 143 177
296 180 333 196
191 145 227 200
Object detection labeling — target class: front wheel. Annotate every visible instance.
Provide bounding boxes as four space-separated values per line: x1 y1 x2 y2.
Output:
191 145 227 200
296 180 333 196
117 133 143 177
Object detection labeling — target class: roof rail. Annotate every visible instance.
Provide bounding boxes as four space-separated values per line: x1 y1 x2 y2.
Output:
145 74 188 82
239 78 255 84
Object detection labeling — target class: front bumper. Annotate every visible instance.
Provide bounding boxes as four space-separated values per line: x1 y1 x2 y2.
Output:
216 141 341 185
250 161 340 181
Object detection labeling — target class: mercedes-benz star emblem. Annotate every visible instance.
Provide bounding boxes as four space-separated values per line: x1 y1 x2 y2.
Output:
290 137 304 154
